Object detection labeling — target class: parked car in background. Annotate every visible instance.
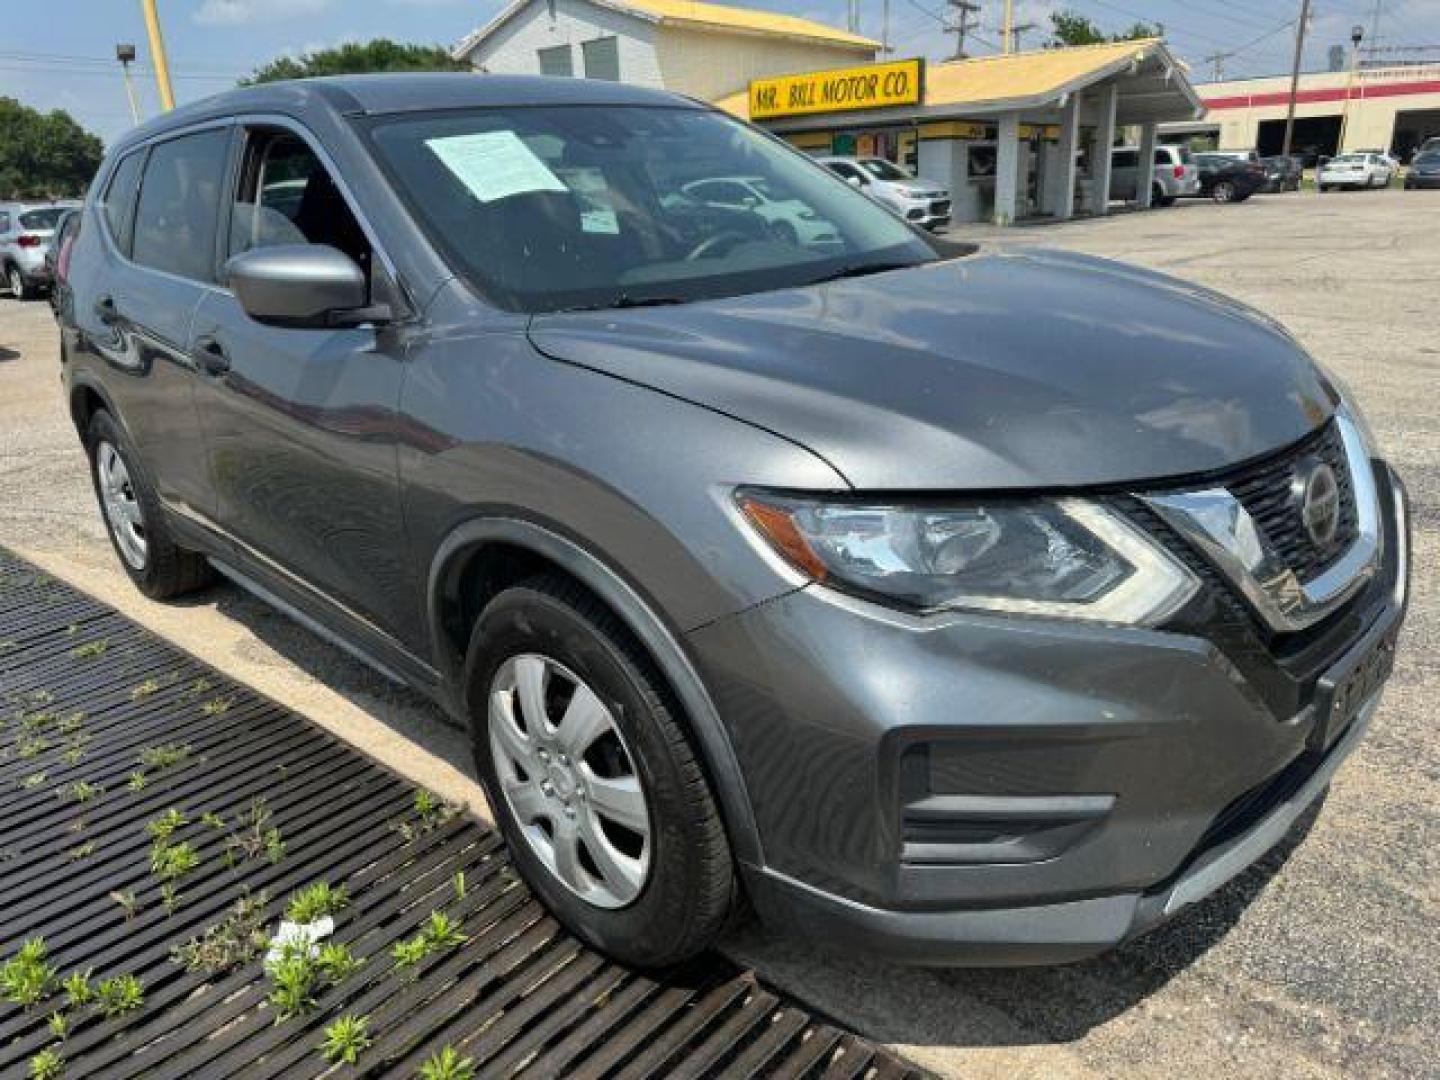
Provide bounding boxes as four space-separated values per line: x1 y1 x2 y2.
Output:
681 176 839 247
59 73 1409 970
1190 153 1267 202
1205 149 1262 165
0 200 81 299
1109 144 1199 206
1404 150 1440 189
1259 155 1304 193
1318 153 1397 191
43 209 80 317
1413 136 1440 161
816 156 951 230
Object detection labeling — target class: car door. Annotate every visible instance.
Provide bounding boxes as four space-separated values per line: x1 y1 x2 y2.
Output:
68 127 232 532
188 121 415 654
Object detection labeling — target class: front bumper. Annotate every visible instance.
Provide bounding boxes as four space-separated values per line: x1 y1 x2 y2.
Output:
688 463 1409 964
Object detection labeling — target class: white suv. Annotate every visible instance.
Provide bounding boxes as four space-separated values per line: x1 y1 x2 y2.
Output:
817 156 951 230
0 201 81 299
1109 145 1200 206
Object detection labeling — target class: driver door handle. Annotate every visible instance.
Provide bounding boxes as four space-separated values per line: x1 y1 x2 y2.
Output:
94 295 119 325
193 335 231 377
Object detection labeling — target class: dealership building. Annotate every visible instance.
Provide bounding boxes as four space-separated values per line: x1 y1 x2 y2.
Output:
453 0 1206 225
1168 64 1440 160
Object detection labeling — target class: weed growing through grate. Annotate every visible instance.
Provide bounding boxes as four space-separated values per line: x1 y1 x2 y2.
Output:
28 1047 63 1080
200 695 236 717
320 1013 372 1065
62 780 103 805
20 772 47 790
69 639 108 660
130 678 162 700
110 890 141 922
393 788 462 843
419 1046 477 1080
65 842 95 862
315 942 363 982
392 911 468 977
147 809 201 914
222 797 285 868
127 771 147 793
286 881 349 924
171 890 271 974
62 970 93 1007
17 733 49 760
1 939 57 1008
95 973 144 1018
138 743 192 773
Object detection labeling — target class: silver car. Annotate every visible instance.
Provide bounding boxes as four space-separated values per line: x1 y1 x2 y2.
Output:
0 201 81 299
1110 145 1200 206
817 155 951 230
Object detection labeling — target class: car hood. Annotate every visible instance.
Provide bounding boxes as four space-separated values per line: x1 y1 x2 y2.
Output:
528 248 1337 490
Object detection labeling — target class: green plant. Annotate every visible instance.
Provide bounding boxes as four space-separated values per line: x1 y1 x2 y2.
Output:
454 870 466 900
419 1046 476 1080
200 811 226 830
285 881 348 924
315 942 363 983
60 739 88 766
28 1048 63 1080
19 771 47 790
160 883 180 916
146 807 189 843
266 954 318 1020
390 936 430 970
200 694 236 716
65 842 95 862
70 639 108 660
395 788 461 841
130 678 161 700
17 734 50 759
47 1010 67 1040
1 939 57 1008
127 771 147 793
170 891 271 973
138 743 191 772
95 973 144 1017
319 1013 372 1065
391 910 467 974
63 781 102 805
62 969 93 1007
110 890 140 921
55 713 85 735
223 798 284 867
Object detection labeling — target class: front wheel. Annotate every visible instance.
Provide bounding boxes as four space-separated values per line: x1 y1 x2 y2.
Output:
85 410 212 599
466 575 736 967
1212 180 1237 203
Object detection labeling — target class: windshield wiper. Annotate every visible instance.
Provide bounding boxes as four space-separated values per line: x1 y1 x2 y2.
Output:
802 261 917 287
558 293 689 312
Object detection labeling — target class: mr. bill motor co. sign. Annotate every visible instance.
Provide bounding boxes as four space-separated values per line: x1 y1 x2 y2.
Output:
748 58 924 120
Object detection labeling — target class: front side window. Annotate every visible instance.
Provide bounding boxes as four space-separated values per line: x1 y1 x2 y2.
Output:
101 151 145 254
132 128 231 281
859 158 910 181
363 106 933 313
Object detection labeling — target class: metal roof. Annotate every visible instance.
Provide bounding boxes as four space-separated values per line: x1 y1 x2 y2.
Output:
715 39 1204 125
452 0 879 60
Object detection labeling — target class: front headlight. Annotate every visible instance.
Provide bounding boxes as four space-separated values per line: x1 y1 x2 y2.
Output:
737 491 1198 626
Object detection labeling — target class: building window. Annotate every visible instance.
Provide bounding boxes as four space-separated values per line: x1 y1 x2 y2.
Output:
538 44 573 77
582 36 619 81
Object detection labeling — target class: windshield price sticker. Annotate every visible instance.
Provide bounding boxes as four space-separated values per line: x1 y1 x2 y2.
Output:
425 130 567 203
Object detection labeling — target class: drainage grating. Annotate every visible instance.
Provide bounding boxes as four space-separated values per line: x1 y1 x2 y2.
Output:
0 550 925 1079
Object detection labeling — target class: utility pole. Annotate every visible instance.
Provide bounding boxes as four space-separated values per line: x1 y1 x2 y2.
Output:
1280 0 1312 159
945 0 981 59
140 0 175 111
1202 51 1226 81
1009 21 1036 52
1339 24 1365 152
882 0 891 55
116 43 141 125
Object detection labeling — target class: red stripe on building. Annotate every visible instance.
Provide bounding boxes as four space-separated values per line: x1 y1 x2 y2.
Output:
1203 79 1440 111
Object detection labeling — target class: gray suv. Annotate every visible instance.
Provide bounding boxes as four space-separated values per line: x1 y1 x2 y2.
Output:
59 75 1409 967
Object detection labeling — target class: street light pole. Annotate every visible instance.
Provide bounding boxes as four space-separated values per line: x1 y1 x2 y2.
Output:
140 0 175 111
1338 24 1365 153
1280 0 1311 159
116 43 141 125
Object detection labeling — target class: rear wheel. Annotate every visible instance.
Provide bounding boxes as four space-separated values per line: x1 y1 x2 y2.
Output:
1212 180 1237 203
466 575 736 968
5 264 31 301
85 410 213 599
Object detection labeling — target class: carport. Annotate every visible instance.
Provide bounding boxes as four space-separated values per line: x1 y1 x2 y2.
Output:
716 39 1206 225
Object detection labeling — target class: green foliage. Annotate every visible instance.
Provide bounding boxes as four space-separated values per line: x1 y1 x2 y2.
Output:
28 1048 63 1080
65 842 95 862
150 839 199 879
1047 10 1161 47
320 1013 372 1065
419 1046 477 1080
266 954 318 1020
170 891 271 974
130 678 161 700
392 910 467 973
396 788 461 841
223 798 284 867
146 807 188 842
69 639 108 660
138 743 191 772
19 771 47 790
63 781 102 805
110 889 141 921
285 881 348 924
315 942 364 983
62 969 93 1007
95 973 144 1018
200 695 235 716
127 771 148 793
1 939 57 1007
47 1010 67 1040
243 39 469 85
0 97 103 198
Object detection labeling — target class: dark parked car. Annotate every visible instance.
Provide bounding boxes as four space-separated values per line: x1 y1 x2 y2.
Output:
58 75 1409 968
1404 151 1440 189
1191 153 1268 202
1260 155 1303 193
43 209 80 318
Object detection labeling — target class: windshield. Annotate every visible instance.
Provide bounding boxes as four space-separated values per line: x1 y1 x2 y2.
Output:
859 158 912 181
1330 155 1364 164
18 208 66 230
364 105 935 313
1416 152 1440 166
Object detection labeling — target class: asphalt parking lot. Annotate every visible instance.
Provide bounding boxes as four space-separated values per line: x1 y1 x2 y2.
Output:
1 187 1436 1079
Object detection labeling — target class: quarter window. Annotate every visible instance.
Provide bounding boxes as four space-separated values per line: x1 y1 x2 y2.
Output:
132 128 231 281
100 151 144 254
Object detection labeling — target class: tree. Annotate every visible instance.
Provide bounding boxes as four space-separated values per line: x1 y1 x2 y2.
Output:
0 98 104 199
1047 10 1163 48
243 39 470 85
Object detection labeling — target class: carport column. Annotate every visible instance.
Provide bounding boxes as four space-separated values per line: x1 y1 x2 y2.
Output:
994 112 1021 225
1136 121 1158 209
1053 92 1081 220
1088 81 1119 215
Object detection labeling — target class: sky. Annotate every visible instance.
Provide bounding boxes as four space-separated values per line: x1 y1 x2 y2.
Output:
3 0 1438 145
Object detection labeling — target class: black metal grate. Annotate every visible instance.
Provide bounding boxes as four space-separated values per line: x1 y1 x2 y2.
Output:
1224 420 1359 583
0 549 926 1079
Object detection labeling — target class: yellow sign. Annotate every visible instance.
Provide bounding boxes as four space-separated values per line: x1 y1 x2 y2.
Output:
749 59 924 120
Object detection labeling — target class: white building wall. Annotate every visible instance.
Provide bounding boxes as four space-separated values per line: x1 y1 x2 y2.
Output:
653 29 875 102
462 0 663 87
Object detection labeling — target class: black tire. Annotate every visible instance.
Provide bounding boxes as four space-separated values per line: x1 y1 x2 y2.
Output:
84 410 213 599
1212 180 1237 203
5 264 32 301
465 574 736 968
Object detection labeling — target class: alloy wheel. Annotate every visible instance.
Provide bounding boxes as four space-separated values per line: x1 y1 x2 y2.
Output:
96 441 148 570
6 267 21 298
488 653 652 909
1213 181 1235 203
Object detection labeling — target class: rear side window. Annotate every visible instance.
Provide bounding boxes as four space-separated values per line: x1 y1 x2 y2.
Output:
101 152 145 254
132 128 231 282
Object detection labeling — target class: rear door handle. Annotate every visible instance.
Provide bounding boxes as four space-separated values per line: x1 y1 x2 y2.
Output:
193 335 231 376
94 295 119 325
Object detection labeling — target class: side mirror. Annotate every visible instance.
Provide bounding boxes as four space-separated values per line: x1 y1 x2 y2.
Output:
845 175 863 188
225 244 389 329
